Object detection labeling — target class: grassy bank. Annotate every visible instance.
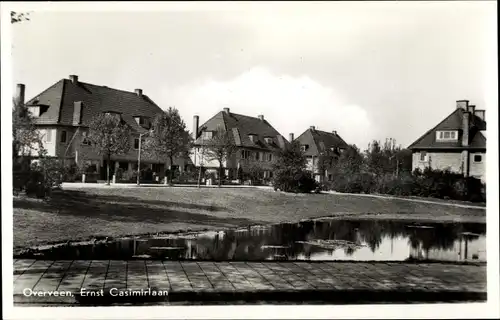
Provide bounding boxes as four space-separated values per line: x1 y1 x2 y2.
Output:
13 185 486 248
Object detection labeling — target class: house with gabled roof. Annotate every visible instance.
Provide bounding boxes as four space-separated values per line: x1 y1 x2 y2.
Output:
190 108 289 182
408 100 486 182
15 75 183 181
292 126 349 183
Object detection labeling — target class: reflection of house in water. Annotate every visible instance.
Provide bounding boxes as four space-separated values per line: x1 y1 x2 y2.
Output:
409 234 486 262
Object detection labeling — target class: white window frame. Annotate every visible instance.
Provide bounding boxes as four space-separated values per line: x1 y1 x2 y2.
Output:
241 150 251 160
301 145 308 152
419 151 429 162
436 130 458 142
203 131 213 139
81 134 91 146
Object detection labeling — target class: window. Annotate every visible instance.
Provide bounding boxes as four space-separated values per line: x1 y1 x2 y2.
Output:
203 131 213 139
28 106 40 117
241 150 251 159
60 130 67 143
248 134 257 143
255 152 260 161
81 132 91 146
264 137 272 144
134 138 140 149
267 153 273 162
473 155 482 163
420 151 428 161
436 131 458 141
301 145 308 152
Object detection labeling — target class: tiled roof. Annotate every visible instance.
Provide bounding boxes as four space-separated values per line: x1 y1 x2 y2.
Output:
294 128 349 157
408 108 487 150
26 77 163 133
194 111 288 151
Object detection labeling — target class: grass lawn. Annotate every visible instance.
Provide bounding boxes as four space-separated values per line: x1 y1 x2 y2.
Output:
13 185 486 249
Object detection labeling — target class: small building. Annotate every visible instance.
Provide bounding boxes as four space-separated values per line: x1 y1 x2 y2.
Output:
15 75 187 181
293 126 349 183
408 100 486 182
190 108 289 183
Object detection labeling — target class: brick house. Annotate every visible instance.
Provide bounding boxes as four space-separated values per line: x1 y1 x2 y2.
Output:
15 75 187 181
190 108 289 182
292 126 349 183
408 100 486 182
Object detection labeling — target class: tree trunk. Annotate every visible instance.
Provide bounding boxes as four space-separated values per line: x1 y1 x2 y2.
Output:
169 155 174 185
106 153 111 185
218 163 223 187
197 166 202 188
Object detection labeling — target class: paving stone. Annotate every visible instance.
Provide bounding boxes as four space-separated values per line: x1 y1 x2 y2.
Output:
145 261 171 291
32 260 72 292
14 260 54 294
57 260 91 293
81 260 109 292
127 260 148 290
104 260 127 291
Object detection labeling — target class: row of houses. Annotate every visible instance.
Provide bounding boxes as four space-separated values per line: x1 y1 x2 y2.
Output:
14 75 487 183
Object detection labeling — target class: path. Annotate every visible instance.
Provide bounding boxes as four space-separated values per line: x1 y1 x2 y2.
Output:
13 260 486 305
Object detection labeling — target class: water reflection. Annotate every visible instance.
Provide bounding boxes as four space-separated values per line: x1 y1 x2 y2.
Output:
18 219 486 262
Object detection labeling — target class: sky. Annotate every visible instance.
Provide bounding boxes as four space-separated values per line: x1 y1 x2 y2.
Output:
10 2 497 149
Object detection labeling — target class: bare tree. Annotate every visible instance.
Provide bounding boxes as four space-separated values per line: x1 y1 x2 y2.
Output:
87 113 132 185
203 126 237 187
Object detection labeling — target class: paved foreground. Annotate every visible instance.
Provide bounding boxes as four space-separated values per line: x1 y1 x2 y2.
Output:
13 260 486 305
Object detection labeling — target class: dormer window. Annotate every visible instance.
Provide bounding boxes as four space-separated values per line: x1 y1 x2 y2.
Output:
248 134 257 143
436 130 458 141
28 106 40 117
301 145 309 152
203 131 213 139
134 116 151 128
264 137 273 144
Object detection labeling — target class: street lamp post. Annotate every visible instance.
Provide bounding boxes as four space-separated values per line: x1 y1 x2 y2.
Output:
137 130 153 186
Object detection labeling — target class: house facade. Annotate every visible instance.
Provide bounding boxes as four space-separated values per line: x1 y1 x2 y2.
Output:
190 108 289 182
293 126 349 183
15 75 188 181
408 100 486 183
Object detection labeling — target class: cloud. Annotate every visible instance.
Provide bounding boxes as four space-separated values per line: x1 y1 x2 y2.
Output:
160 67 373 147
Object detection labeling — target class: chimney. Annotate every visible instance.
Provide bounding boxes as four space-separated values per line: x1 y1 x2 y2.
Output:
332 130 337 135
310 126 316 131
15 83 25 106
73 101 83 125
69 75 79 84
462 111 470 147
289 133 294 142
474 109 485 121
223 107 230 114
467 104 476 114
258 115 264 121
135 89 143 97
192 115 199 139
456 100 469 110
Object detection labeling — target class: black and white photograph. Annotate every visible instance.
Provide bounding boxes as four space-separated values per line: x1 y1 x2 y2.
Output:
1 1 498 319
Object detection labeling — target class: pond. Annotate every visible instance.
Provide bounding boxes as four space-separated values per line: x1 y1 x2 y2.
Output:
16 218 486 262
